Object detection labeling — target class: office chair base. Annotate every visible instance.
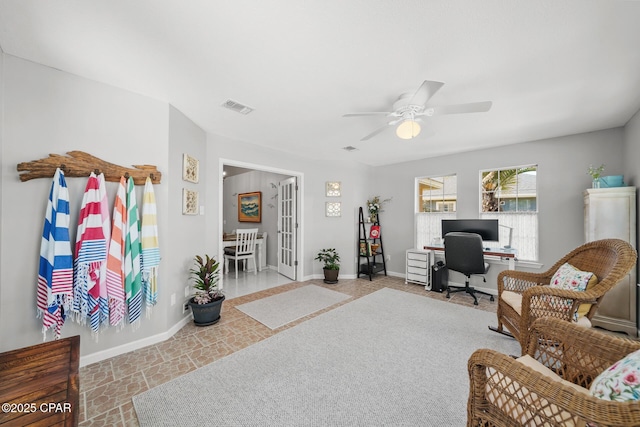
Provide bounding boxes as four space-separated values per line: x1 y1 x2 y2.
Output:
446 285 495 306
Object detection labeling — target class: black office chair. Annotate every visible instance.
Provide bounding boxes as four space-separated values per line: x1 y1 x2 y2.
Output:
444 232 494 305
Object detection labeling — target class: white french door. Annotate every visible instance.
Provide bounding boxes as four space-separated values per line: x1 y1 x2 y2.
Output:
277 177 297 280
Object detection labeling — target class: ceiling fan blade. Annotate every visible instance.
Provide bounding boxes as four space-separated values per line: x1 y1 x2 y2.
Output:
360 123 392 141
409 80 445 106
343 112 394 117
430 101 493 115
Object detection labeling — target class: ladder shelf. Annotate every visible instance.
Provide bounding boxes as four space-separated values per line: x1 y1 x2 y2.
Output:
357 207 387 281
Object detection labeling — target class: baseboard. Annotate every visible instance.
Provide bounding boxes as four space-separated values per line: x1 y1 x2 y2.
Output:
79 314 193 367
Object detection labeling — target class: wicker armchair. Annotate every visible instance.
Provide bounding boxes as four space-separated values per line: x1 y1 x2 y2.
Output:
469 317 640 426
493 238 637 352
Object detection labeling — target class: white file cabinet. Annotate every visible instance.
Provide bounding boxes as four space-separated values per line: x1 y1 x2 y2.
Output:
405 249 434 290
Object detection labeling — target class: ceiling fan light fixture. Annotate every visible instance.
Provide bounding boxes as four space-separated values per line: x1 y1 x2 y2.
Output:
396 119 421 139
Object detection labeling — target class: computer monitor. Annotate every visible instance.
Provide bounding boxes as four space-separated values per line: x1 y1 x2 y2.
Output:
441 219 500 242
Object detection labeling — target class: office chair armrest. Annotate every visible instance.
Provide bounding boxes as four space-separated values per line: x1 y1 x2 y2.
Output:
497 270 552 294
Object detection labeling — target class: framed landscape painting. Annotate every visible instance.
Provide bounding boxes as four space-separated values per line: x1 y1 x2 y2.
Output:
238 191 262 222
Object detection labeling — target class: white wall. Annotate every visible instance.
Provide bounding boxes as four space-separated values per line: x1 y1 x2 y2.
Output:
0 55 173 359
166 105 208 327
372 128 626 290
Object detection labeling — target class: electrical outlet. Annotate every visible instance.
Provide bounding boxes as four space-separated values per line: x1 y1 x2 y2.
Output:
183 302 190 314
386 254 391 261
170 293 176 306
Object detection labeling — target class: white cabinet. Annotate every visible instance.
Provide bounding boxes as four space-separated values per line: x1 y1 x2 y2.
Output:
584 187 637 336
405 249 433 290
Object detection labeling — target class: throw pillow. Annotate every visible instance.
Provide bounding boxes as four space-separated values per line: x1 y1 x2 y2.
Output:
576 272 598 318
590 349 640 401
548 263 594 313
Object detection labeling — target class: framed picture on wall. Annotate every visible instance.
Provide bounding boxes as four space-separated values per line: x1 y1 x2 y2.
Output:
182 188 199 215
183 153 199 183
238 191 262 222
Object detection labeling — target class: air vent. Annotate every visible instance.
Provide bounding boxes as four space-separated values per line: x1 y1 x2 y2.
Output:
222 99 254 115
342 146 358 152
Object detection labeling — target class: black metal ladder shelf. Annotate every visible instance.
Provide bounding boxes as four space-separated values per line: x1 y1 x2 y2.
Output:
357 207 387 280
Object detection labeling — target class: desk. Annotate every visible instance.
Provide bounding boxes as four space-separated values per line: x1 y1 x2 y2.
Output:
423 245 517 270
222 233 268 271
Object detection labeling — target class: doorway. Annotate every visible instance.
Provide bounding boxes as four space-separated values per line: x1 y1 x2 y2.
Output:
219 159 303 298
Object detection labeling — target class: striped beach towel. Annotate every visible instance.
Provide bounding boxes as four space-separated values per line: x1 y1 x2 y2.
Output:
141 177 160 316
97 173 111 323
124 177 143 327
72 173 108 336
106 177 127 327
37 168 74 340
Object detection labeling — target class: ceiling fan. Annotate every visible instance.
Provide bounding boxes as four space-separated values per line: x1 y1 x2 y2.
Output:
343 80 492 141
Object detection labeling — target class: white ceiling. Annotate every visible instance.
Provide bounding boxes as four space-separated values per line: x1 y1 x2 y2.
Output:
1 1 640 166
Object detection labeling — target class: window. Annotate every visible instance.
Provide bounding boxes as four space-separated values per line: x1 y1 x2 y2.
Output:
480 165 538 261
415 175 457 249
418 176 457 213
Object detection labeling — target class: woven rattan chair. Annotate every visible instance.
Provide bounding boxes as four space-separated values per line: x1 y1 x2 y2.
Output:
492 238 637 352
468 317 640 426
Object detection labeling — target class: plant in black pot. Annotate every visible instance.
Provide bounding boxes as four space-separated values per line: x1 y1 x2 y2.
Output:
315 248 340 284
188 254 225 326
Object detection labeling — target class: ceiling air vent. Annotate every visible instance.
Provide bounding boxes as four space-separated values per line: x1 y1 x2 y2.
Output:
222 99 254 115
343 146 358 152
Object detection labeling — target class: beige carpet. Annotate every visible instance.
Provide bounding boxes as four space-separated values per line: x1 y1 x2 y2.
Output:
235 284 351 329
133 287 519 426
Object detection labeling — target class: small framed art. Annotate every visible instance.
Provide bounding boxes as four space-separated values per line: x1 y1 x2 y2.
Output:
183 153 199 183
326 181 341 197
182 188 199 215
325 202 341 217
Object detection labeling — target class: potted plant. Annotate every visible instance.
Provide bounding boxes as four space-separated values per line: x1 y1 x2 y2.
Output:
587 164 605 188
187 254 225 326
315 248 340 284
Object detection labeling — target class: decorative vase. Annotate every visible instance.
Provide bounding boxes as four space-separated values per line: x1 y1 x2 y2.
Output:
323 268 339 284
189 295 225 326
592 179 601 189
370 213 377 223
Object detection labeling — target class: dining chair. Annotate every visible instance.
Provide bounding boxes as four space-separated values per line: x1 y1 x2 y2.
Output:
224 228 258 279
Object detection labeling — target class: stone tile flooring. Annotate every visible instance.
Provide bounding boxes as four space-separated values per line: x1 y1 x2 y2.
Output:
78 275 497 426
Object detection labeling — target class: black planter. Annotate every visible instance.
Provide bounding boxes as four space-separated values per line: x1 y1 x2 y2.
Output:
323 268 339 284
188 295 225 326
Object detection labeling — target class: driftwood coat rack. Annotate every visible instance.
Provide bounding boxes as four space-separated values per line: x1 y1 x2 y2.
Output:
17 151 162 185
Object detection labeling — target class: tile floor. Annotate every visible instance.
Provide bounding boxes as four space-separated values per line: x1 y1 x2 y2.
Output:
78 275 497 426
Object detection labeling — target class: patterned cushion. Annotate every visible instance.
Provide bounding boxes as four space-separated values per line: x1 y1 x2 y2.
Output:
590 349 640 401
548 263 594 313
576 272 598 318
500 290 592 328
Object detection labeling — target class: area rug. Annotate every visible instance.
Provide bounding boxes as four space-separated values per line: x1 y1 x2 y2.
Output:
133 287 519 426
234 284 351 329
